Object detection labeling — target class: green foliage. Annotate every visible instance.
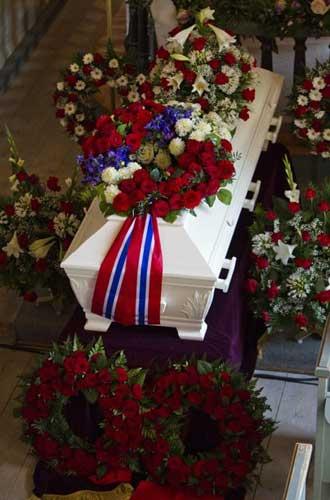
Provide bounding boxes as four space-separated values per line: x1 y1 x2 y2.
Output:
217 188 232 205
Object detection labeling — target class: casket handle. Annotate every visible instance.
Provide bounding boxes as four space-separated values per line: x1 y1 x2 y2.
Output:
267 115 283 143
215 257 237 293
243 180 261 212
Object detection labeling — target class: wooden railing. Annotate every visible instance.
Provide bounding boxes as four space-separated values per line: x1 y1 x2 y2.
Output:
0 0 67 93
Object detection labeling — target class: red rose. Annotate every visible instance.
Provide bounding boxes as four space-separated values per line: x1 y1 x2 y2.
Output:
317 233 330 246
113 193 132 212
271 232 283 243
301 230 311 242
169 26 181 36
224 52 236 65
47 176 61 192
122 399 139 418
295 313 308 328
133 169 150 184
23 291 37 302
132 384 142 400
192 37 206 51
119 179 136 194
239 107 250 121
318 201 330 212
266 210 277 221
64 351 89 375
194 97 210 111
315 290 330 303
256 257 269 269
34 434 59 460
220 139 232 152
214 72 229 85
17 233 29 248
187 391 202 405
245 278 258 294
16 171 28 182
4 204 15 216
0 251 7 267
217 159 235 180
169 194 183 210
262 311 271 322
152 200 170 218
39 360 60 383
209 59 221 71
182 190 202 209
316 142 328 154
178 152 195 169
267 281 280 300
288 202 301 213
310 100 321 109
30 198 41 212
299 128 308 138
156 46 170 59
126 133 143 153
140 179 157 194
35 258 47 273
186 139 202 154
56 109 65 118
295 257 312 269
241 63 251 73
242 88 255 102
116 367 128 382
302 79 313 90
304 187 316 200
65 74 77 86
322 87 330 98
182 69 196 84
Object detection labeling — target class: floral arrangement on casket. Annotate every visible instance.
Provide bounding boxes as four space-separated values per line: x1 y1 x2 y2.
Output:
16 338 275 498
246 157 330 339
53 41 141 142
0 131 86 305
133 358 274 498
15 337 147 482
290 59 330 159
132 8 257 130
78 100 236 223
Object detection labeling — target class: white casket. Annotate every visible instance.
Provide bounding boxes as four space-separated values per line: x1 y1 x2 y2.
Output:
61 68 283 341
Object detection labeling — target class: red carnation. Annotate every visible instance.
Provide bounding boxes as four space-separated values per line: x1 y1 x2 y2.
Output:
16 171 28 182
34 434 59 460
113 193 132 212
140 179 157 194
195 97 209 111
4 204 15 216
267 281 280 300
169 194 183 210
304 187 316 200
30 198 41 212
266 210 277 221
218 159 235 180
65 74 77 87
256 257 269 269
302 79 313 90
152 200 170 218
215 72 229 85
64 351 89 375
39 360 60 383
245 278 258 294
47 176 61 192
239 107 250 121
322 87 330 98
35 258 47 273
29 174 39 185
295 313 309 328
209 59 221 70
68 449 97 477
132 384 142 400
315 290 330 303
23 291 37 302
116 367 128 382
301 230 311 242
220 139 232 152
295 105 308 117
56 109 65 118
182 190 202 209
318 201 330 212
17 233 29 248
316 142 328 155
192 37 206 51
295 257 312 269
119 179 136 193
182 69 196 84
317 233 330 246
60 201 74 214
242 88 255 102
224 52 236 65
288 202 301 213
241 63 251 73
157 46 170 59
126 133 143 153
271 232 283 243
133 169 149 184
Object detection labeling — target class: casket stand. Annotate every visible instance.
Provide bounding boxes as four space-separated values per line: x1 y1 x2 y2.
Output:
61 68 284 342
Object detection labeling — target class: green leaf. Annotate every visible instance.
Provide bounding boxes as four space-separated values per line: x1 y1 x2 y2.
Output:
205 195 216 207
197 360 213 375
83 388 98 404
150 168 161 182
217 189 232 205
96 464 108 478
164 211 179 224
128 367 147 386
117 123 127 136
207 133 220 146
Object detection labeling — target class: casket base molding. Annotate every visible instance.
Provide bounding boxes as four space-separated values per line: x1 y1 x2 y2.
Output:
84 311 112 332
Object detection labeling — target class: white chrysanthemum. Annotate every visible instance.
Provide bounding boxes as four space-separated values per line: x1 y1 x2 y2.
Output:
101 167 120 184
14 193 32 218
75 80 86 91
136 73 146 85
91 68 103 80
217 125 232 141
287 270 311 300
70 63 80 73
0 211 8 225
107 79 116 88
294 119 307 128
153 86 162 95
297 95 308 106
307 128 320 141
56 82 64 91
309 89 322 101
127 162 142 173
323 129 330 141
109 58 119 68
83 53 94 64
53 213 80 238
312 76 326 90
251 232 272 256
75 125 85 136
161 61 176 75
127 90 139 102
315 110 325 119
118 167 134 180
322 151 330 158
175 118 194 137
76 113 85 122
60 118 68 128
189 130 206 141
169 138 185 156
116 75 128 87
195 121 212 136
104 185 121 204
64 103 77 115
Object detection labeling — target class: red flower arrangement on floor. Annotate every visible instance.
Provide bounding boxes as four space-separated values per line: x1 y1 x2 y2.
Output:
16 339 274 497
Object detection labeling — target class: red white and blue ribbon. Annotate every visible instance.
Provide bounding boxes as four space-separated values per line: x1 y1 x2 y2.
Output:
92 214 163 326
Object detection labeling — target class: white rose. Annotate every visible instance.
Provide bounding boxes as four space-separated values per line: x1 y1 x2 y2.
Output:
154 149 171 169
137 144 154 164
311 0 329 15
169 138 185 156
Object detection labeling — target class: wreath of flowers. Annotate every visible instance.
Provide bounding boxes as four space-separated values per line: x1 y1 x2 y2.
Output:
132 8 257 129
77 100 236 223
142 358 274 498
246 157 330 339
0 130 86 305
53 42 140 142
290 59 330 159
16 337 146 481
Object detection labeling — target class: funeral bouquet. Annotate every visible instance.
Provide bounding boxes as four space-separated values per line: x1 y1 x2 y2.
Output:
246 157 330 339
77 100 236 223
290 59 330 159
131 8 257 129
0 131 86 304
53 41 141 142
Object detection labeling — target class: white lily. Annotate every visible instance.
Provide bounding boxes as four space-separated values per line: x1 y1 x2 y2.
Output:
196 7 215 24
284 184 300 203
208 24 236 50
168 73 184 90
169 24 196 47
29 236 55 259
3 232 23 259
192 74 209 96
274 241 296 265
170 53 190 61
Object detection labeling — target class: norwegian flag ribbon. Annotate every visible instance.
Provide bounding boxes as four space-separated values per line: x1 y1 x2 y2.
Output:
92 214 163 326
